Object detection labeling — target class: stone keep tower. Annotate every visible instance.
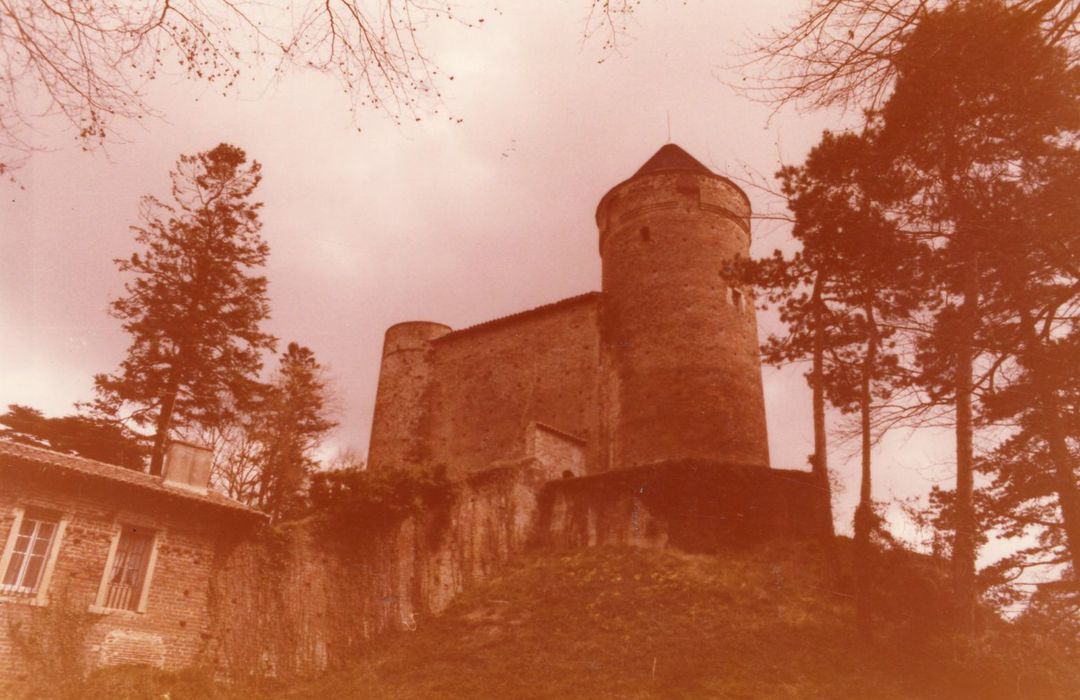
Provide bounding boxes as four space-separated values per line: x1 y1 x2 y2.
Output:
597 144 770 470
366 143 771 476
367 321 451 470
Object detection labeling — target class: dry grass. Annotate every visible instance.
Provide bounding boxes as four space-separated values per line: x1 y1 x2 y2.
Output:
33 540 1080 699
280 542 916 699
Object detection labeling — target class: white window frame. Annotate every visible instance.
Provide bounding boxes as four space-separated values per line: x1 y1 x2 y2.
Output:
0 506 69 607
89 522 162 616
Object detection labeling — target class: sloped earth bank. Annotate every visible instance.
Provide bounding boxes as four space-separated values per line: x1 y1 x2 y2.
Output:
275 542 1078 700
32 541 1080 699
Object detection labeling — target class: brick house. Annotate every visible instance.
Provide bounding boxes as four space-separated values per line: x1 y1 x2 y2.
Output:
0 439 263 683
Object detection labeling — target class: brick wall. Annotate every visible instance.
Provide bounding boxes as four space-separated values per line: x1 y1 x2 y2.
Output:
0 469 257 684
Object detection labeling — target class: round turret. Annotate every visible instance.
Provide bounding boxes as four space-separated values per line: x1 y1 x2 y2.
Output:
597 144 769 470
367 321 452 470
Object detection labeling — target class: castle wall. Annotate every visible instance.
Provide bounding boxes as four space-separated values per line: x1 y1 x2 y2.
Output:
539 461 829 554
526 423 587 479
425 295 603 479
205 460 549 680
205 459 830 682
367 322 452 470
366 146 774 480
1 450 826 687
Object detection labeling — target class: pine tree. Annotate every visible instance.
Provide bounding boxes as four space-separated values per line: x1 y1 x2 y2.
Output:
978 146 1080 587
780 129 922 629
745 128 920 620
0 404 148 470
877 0 1080 626
93 144 276 475
254 343 337 520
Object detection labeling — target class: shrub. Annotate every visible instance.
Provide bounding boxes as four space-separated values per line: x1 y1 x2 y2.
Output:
7 590 94 693
67 665 229 700
309 464 453 539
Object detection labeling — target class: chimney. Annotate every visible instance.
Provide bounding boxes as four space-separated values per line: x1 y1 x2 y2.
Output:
162 440 213 495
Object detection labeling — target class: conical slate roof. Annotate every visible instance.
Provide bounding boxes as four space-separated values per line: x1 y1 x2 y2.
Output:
596 142 749 225
632 143 714 178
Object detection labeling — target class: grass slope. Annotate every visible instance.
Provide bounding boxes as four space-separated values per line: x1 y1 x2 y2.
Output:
278 542 963 699
42 540 1080 699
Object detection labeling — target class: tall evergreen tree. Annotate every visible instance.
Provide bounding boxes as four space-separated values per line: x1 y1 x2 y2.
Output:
746 128 920 617
778 129 922 629
877 0 1080 626
93 144 276 475
979 145 1080 583
255 342 337 521
740 245 838 538
0 404 148 470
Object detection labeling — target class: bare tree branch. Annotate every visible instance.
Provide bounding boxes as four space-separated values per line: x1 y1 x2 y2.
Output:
0 0 479 177
738 0 1080 114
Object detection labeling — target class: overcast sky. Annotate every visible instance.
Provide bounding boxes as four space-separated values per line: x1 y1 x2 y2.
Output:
0 1 955 537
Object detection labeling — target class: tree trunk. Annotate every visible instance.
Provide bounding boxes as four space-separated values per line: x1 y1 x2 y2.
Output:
1039 387 1080 575
1042 401 1080 575
859 299 879 509
1021 315 1080 576
811 273 836 538
149 381 180 476
952 251 979 630
855 298 879 635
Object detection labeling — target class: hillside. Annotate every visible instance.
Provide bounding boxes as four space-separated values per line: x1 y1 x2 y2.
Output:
287 542 889 699
274 541 1076 700
60 541 1080 699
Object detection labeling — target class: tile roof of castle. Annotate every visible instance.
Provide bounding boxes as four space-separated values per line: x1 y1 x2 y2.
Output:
0 439 263 517
632 143 715 178
434 292 601 342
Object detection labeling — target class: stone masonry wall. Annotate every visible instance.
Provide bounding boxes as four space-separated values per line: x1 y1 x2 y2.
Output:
597 169 771 471
426 296 603 479
205 459 549 680
539 461 830 554
205 460 828 681
527 423 587 479
2 457 827 684
367 322 452 471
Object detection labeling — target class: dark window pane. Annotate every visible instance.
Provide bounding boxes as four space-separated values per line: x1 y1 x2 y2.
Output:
2 552 24 587
31 530 53 556
2 517 59 595
103 528 153 611
21 554 44 591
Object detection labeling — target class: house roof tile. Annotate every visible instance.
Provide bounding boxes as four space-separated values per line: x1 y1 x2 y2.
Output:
0 439 263 517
